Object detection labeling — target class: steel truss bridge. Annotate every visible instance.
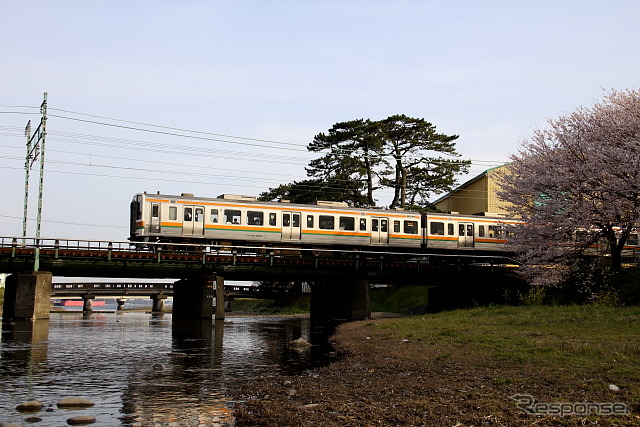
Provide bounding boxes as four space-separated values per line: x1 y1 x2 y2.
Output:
0 236 517 283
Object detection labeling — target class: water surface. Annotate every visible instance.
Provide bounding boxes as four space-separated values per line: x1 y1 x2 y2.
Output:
0 313 321 426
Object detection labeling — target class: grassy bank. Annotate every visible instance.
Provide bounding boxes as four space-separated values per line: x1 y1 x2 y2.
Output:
230 295 310 315
235 305 640 426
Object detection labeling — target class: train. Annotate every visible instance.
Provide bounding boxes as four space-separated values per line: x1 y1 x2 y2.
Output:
130 192 519 254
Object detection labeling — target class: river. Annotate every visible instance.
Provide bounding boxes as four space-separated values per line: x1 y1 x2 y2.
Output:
0 312 327 426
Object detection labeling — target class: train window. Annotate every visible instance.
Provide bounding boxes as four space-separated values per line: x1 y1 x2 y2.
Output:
184 207 193 222
135 195 142 220
210 209 219 223
459 224 465 236
224 209 241 225
404 221 418 234
488 225 502 238
372 219 378 232
628 233 639 246
247 211 263 226
292 214 300 227
283 214 290 226
380 219 388 232
169 206 177 221
479 225 485 237
448 223 455 235
319 215 335 230
393 221 400 233
269 213 277 226
339 217 355 231
307 215 314 228
430 222 445 235
195 207 204 222
152 204 159 218
360 218 367 231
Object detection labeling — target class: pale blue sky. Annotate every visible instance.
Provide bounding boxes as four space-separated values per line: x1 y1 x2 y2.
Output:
2 1 639 241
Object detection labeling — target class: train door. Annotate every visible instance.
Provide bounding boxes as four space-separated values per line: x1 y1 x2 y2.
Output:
281 211 301 241
150 203 160 233
458 222 475 248
183 205 205 236
371 217 389 245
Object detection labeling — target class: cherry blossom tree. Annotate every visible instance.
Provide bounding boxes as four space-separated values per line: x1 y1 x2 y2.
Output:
498 89 640 286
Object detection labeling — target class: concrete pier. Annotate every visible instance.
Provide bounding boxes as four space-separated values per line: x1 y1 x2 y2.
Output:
2 272 52 321
82 294 95 312
151 294 167 312
215 275 225 320
172 276 214 319
310 278 370 344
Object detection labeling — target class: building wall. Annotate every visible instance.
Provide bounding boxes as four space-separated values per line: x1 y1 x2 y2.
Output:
434 166 511 216
435 176 488 214
486 167 511 214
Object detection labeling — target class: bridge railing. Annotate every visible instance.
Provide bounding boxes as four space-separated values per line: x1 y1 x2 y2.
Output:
0 236 520 265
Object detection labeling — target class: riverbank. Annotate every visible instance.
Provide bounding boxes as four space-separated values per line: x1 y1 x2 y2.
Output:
234 305 640 426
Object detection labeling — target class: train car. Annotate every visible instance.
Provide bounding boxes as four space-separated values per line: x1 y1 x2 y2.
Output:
130 192 519 254
423 213 520 253
130 192 423 250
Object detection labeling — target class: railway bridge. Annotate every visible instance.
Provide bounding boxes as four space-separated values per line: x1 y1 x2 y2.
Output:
49 280 308 311
0 237 519 341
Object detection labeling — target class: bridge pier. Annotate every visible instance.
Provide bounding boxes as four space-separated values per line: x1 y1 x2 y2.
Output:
151 294 167 313
310 278 370 344
215 275 225 320
2 272 52 321
116 298 127 311
172 276 214 319
82 294 95 312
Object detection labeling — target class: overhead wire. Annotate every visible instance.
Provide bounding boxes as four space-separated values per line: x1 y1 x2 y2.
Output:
0 213 124 229
0 119 509 167
2 127 507 170
48 113 312 153
3 105 510 165
0 107 508 204
1 130 504 191
48 107 305 147
0 159 493 204
47 110 503 164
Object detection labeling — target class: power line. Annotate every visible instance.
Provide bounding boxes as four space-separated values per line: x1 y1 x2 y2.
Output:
0 163 398 197
48 113 312 153
3 105 511 165
0 213 124 229
48 107 306 148
0 162 501 203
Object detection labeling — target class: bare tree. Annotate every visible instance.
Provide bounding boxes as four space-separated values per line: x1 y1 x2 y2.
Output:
498 89 640 286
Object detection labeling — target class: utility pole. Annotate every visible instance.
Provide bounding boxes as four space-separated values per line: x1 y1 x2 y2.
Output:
23 121 32 243
23 92 48 271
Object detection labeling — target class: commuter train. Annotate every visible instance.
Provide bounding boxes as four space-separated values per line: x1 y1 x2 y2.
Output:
130 192 519 254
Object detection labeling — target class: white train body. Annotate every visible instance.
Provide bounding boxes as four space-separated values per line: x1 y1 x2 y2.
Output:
130 192 516 253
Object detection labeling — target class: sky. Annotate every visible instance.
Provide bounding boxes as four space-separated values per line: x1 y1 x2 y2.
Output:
2 0 639 243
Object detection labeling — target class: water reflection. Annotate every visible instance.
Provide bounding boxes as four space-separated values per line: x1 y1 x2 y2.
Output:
0 313 323 426
1 320 50 381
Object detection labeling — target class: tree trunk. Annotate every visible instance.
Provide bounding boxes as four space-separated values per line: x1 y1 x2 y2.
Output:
610 227 630 272
400 168 407 209
389 152 403 209
363 142 375 206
